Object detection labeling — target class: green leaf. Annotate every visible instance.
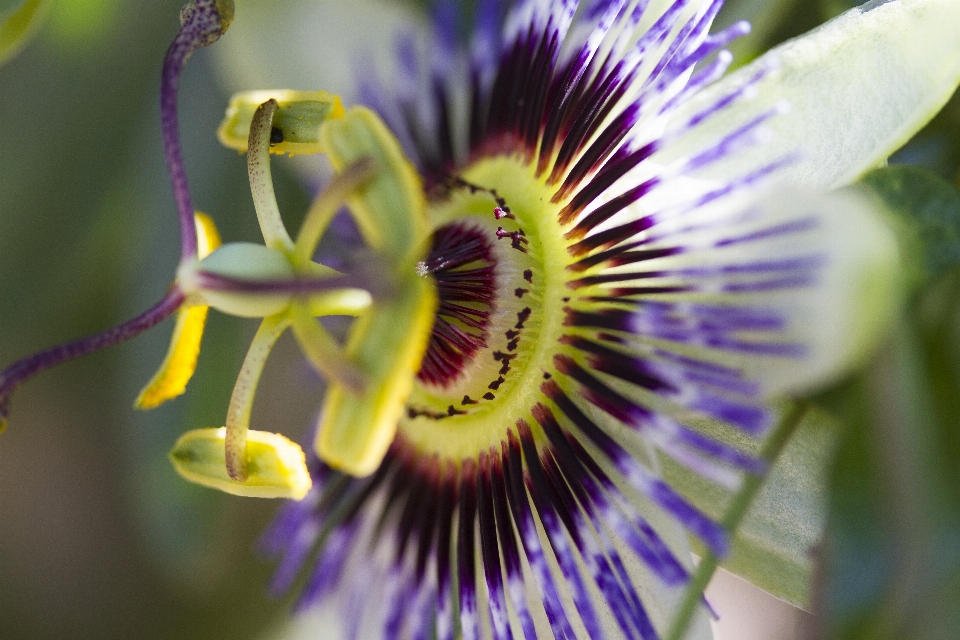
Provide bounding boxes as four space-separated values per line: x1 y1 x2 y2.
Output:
0 0 49 65
860 165 960 283
818 270 960 639
664 0 960 189
660 405 840 610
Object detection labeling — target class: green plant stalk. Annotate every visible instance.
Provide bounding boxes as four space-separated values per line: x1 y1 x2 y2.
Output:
665 400 812 640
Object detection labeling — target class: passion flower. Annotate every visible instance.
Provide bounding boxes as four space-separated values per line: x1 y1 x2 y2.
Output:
2 0 958 638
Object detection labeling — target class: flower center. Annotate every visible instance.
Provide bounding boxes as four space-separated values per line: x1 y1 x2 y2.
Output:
401 156 571 461
416 224 496 388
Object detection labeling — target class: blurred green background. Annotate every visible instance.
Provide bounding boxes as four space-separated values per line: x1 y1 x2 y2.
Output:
0 1 321 638
0 1 958 639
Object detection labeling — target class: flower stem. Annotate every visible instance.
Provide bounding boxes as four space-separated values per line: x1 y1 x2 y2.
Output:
0 289 186 426
665 400 811 640
161 0 232 260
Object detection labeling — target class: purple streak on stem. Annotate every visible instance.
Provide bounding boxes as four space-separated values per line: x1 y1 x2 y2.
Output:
0 289 186 420
194 272 374 296
161 0 230 260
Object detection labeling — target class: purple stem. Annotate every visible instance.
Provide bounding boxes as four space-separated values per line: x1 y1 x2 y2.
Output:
0 289 186 419
161 0 231 260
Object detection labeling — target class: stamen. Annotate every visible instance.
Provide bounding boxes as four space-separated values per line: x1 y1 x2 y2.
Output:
248 99 296 253
169 427 311 499
161 0 234 260
225 314 290 481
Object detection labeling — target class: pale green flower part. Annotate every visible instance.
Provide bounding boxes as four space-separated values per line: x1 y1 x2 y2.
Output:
668 0 960 189
0 0 50 65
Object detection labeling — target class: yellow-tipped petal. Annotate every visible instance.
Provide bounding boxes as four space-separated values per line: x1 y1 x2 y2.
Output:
218 89 345 155
169 427 311 500
134 305 209 409
194 211 222 259
135 213 221 409
316 273 437 477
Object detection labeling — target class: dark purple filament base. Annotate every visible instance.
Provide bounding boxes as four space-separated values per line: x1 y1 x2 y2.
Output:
417 223 496 387
0 289 185 419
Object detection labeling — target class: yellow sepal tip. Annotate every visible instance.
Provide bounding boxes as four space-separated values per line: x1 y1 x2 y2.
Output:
169 427 312 500
316 273 438 477
134 213 221 410
134 305 209 409
218 90 345 155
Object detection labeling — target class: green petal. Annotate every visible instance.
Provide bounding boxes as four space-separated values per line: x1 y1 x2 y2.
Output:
661 406 840 609
667 0 960 189
0 0 50 66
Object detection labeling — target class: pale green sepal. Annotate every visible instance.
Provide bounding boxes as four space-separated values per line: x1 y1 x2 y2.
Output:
318 107 430 264
0 0 50 66
665 0 960 189
181 242 295 318
728 188 903 396
660 406 840 609
316 273 438 477
218 89 345 155
169 427 312 500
